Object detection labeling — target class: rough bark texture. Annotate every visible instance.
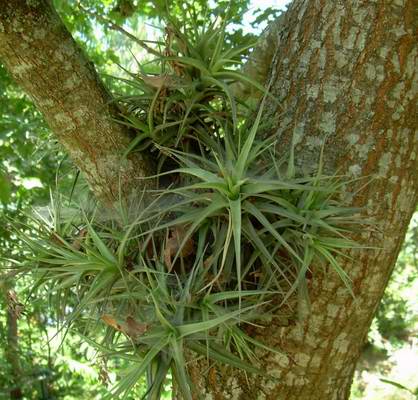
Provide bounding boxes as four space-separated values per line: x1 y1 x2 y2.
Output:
188 0 418 399
2 284 23 399
0 0 153 204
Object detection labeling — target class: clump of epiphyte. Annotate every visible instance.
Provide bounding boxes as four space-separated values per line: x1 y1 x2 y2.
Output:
113 14 271 173
12 7 367 400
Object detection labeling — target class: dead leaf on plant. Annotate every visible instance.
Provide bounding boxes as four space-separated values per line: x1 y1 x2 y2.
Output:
125 316 148 338
164 226 194 271
101 314 122 331
101 314 148 339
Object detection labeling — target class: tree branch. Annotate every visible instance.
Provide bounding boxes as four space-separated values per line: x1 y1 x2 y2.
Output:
0 0 153 204
77 2 162 57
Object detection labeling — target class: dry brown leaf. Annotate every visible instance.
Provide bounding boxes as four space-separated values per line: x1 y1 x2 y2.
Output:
72 228 87 250
141 73 178 88
125 316 148 338
101 314 148 339
101 314 122 331
164 226 194 271
141 73 169 89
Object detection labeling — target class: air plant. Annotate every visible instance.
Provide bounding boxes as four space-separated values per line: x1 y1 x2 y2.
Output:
112 12 271 171
9 6 369 400
139 96 362 312
12 192 279 400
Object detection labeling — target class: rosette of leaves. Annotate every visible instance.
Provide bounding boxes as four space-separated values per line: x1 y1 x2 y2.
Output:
141 98 363 312
11 194 280 400
9 8 369 399
10 111 366 400
113 14 268 168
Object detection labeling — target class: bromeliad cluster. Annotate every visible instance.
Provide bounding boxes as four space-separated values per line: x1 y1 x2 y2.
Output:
113 13 268 170
13 12 362 400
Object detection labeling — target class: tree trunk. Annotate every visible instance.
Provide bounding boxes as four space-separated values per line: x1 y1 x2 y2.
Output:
0 0 417 399
0 0 153 204
187 1 418 399
2 283 24 399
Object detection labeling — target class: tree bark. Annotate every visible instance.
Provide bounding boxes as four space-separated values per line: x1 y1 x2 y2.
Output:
0 0 153 204
1 282 24 399
6 298 23 399
187 1 418 399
